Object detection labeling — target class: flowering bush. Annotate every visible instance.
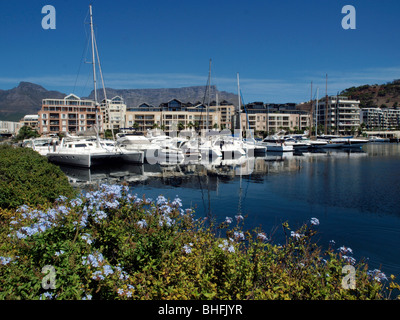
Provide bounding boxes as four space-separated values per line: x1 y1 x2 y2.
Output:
0 183 399 300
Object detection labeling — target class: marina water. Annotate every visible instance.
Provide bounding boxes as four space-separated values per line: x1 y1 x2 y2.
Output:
62 143 400 280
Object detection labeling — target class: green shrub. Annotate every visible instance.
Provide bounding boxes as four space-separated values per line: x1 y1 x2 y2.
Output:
0 145 76 210
0 184 398 300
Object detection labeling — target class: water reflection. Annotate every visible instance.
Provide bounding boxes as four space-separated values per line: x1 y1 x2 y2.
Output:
60 148 370 188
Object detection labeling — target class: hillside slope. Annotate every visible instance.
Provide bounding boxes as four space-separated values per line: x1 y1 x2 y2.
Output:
340 80 400 108
0 82 65 121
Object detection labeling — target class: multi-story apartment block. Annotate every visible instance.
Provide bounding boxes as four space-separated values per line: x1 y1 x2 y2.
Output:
19 115 39 131
240 102 310 134
100 96 127 131
360 107 400 130
125 99 236 134
38 94 103 135
316 96 361 135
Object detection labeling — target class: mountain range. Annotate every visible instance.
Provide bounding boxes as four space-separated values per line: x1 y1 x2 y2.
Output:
0 82 238 121
87 85 238 108
2 80 400 122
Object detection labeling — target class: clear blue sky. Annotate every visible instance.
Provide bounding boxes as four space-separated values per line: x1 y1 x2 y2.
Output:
1 0 400 104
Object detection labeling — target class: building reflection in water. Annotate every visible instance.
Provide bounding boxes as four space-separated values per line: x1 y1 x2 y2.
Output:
59 148 369 190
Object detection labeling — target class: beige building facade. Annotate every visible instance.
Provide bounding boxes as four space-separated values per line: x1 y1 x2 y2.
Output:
100 96 127 131
38 94 103 135
124 99 236 134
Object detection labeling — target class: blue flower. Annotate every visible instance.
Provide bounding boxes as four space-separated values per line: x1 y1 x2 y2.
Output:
338 246 353 255
40 292 54 300
16 204 30 213
70 198 83 208
81 233 93 245
156 195 167 206
93 210 107 223
55 250 65 256
91 270 105 281
290 231 304 239
233 231 245 241
0 256 13 265
183 244 193 254
342 255 356 265
310 217 320 226
172 196 182 207
103 265 114 276
82 252 104 268
56 195 68 203
257 233 268 241
367 269 388 282
82 294 92 300
137 219 148 229
235 215 244 222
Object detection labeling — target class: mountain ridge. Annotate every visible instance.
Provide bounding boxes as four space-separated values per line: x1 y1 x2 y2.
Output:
0 82 238 121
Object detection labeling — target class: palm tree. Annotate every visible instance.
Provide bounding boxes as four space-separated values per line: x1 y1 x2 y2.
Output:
177 122 185 131
187 121 194 129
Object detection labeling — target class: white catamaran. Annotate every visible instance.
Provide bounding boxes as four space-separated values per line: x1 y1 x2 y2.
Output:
47 5 143 168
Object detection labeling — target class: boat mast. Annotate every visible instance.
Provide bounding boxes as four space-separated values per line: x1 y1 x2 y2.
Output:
237 72 242 137
325 74 328 135
206 58 212 132
316 88 319 137
89 4 100 147
310 81 313 138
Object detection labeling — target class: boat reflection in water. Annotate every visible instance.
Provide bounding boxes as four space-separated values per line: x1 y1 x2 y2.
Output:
59 148 367 188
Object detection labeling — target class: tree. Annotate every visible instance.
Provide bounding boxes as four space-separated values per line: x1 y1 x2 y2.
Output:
15 126 40 141
187 121 194 129
133 122 140 131
177 122 185 131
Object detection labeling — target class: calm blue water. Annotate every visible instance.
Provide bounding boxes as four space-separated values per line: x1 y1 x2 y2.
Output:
62 143 400 279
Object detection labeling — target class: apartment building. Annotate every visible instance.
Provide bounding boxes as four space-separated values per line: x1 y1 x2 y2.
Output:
19 115 39 131
38 94 103 135
240 102 310 134
315 96 361 135
100 95 127 131
0 121 21 136
125 99 236 134
360 107 400 130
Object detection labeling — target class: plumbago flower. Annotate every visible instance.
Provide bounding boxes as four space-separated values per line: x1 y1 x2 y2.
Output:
182 243 193 254
367 269 388 282
290 231 304 239
218 239 235 253
81 251 130 284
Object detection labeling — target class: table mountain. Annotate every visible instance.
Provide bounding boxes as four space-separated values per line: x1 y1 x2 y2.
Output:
86 85 238 107
0 83 238 122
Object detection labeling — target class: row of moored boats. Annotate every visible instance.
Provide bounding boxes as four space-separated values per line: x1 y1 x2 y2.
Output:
22 130 370 168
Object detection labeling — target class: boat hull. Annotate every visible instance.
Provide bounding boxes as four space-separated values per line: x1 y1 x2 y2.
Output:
47 152 122 168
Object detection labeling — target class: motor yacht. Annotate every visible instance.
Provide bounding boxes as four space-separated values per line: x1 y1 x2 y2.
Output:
258 135 294 152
